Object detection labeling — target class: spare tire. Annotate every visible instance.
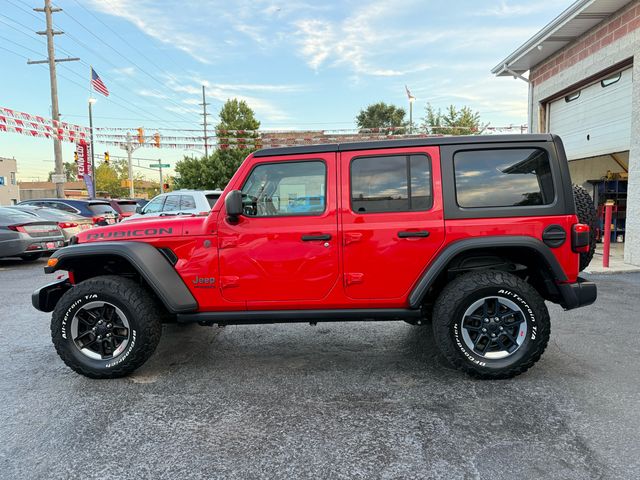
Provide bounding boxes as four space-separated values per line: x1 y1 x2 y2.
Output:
573 184 597 271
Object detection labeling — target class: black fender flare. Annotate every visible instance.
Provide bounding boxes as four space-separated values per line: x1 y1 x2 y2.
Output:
408 236 569 308
43 241 198 313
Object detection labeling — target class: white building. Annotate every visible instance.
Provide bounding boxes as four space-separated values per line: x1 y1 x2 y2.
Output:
493 0 640 266
0 157 19 205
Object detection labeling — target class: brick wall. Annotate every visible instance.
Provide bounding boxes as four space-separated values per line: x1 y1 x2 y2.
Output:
530 0 640 84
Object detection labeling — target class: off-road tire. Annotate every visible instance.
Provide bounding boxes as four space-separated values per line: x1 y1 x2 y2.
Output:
51 275 163 379
432 271 550 379
573 184 597 271
20 253 43 261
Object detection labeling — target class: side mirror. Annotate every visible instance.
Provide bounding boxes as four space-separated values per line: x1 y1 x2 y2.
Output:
135 205 143 214
225 190 243 221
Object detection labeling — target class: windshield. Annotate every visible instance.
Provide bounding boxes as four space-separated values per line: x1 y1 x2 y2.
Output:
0 208 41 224
117 202 139 213
88 203 117 215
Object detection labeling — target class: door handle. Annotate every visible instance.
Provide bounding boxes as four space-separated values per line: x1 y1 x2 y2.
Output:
398 230 430 238
301 234 332 241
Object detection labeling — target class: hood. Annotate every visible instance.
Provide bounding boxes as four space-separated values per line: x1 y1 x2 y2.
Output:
76 215 206 243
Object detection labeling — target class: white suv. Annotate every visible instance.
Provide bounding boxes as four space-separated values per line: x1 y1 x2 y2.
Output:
122 190 222 222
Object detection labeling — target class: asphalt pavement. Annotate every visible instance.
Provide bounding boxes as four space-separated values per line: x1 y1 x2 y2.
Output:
0 257 638 480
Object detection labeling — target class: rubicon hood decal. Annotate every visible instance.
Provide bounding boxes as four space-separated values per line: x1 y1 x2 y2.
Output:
85 227 174 241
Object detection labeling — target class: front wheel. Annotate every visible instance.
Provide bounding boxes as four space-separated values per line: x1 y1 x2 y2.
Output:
432 271 550 379
51 275 163 378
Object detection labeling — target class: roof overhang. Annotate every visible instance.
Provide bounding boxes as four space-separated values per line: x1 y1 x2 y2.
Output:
492 0 632 78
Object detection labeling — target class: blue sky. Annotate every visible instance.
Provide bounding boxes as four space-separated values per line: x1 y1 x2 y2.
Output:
0 0 573 181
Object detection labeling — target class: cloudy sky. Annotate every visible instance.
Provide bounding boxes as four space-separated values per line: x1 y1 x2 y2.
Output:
0 0 573 180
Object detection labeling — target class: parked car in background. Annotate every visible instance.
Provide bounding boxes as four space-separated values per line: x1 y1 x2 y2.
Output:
122 190 222 222
17 199 118 225
8 206 93 243
0 207 65 261
108 199 141 220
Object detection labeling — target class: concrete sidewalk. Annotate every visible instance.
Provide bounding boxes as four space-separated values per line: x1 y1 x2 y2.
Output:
583 243 640 274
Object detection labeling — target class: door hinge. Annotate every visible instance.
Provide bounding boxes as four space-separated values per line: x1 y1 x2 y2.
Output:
344 273 364 286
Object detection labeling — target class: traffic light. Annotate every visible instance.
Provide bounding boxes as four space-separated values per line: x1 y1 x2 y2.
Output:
137 127 145 144
163 182 170 191
154 132 161 148
73 151 78 163
104 151 110 164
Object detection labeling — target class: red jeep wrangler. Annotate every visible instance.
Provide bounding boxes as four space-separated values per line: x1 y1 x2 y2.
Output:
33 134 597 379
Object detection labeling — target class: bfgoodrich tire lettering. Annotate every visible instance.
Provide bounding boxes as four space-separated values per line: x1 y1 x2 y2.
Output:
432 271 550 379
51 275 162 379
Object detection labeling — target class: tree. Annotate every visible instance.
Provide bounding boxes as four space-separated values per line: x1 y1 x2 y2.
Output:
422 103 481 135
174 98 261 190
48 161 77 182
356 102 406 133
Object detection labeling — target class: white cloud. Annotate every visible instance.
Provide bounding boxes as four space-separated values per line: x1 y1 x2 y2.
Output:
137 89 168 99
111 66 136 77
85 0 213 64
474 1 562 18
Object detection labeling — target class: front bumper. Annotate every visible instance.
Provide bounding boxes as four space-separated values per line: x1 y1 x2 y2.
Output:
558 277 597 310
32 279 71 312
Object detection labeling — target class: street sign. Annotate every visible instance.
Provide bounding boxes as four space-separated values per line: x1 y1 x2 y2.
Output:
51 174 66 184
149 163 170 168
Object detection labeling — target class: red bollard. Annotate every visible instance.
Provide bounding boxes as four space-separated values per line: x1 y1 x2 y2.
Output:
603 201 614 268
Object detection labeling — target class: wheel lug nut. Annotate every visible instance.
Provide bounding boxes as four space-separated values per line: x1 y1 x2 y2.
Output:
484 318 489 323
97 335 102 340
106 333 111 338
499 326 504 331
98 320 103 325
482 328 487 333
92 327 96 332
107 323 112 329
491 333 496 337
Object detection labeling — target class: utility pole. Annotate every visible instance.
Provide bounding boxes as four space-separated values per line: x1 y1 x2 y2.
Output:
88 98 96 198
28 0 79 198
158 161 163 193
123 132 135 198
200 85 210 157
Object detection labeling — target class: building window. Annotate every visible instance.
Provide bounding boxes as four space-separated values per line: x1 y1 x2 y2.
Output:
351 154 432 214
10 172 16 185
601 72 621 88
564 91 580 102
454 148 554 208
0 176 5 186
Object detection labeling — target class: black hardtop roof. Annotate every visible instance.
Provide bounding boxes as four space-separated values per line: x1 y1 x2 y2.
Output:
253 133 554 157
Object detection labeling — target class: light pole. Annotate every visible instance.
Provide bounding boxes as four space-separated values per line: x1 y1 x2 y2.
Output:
409 95 415 134
88 97 97 198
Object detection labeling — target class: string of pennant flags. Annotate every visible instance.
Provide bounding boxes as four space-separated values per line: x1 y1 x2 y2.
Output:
0 106 91 142
1 105 527 151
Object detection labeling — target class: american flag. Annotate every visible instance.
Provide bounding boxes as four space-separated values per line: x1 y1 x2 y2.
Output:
405 85 415 102
91 67 109 97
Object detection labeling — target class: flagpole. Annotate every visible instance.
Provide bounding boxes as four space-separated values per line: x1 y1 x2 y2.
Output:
88 65 96 199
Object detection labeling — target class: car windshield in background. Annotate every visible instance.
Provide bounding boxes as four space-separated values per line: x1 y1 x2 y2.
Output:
206 194 221 208
15 207 83 221
88 203 117 215
117 203 138 213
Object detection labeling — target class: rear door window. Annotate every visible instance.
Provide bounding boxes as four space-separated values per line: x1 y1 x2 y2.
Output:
350 154 432 213
454 148 554 208
88 203 117 215
180 195 196 210
163 195 180 212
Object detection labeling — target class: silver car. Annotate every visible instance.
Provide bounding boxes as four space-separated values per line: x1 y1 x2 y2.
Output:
0 208 65 261
7 206 94 244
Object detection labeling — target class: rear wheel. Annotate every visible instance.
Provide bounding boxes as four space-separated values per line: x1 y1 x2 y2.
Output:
573 184 597 271
432 271 550 379
51 275 163 378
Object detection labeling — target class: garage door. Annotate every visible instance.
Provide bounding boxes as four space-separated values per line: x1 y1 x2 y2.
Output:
548 67 632 160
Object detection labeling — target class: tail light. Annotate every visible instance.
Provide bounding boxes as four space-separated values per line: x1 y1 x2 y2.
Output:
58 222 78 229
92 216 105 224
8 225 26 232
572 224 590 253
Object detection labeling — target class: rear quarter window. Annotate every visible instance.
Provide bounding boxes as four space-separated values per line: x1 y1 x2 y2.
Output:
88 203 117 215
454 148 554 208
